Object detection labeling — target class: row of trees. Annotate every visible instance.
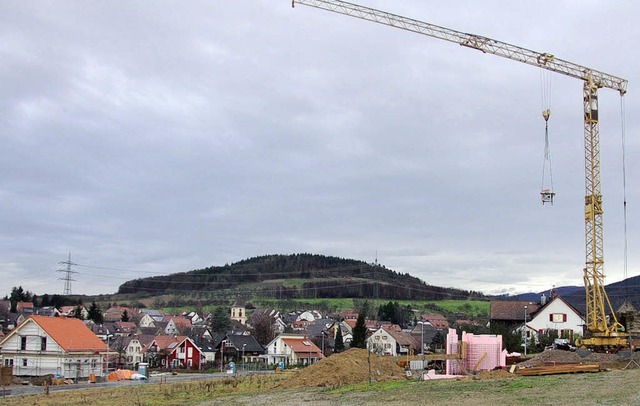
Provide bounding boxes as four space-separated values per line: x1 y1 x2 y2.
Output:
3 286 85 313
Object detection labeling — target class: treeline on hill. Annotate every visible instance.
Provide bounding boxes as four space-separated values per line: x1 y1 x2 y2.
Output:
3 286 83 312
117 253 484 301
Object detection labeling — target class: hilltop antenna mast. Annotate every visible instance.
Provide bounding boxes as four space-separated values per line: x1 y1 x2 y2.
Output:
57 252 78 295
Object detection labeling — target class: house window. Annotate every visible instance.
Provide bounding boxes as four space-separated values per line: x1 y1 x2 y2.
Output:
382 336 388 340
187 359 192 368
22 358 28 367
4 359 13 367
21 336 27 350
375 336 380 340
41 337 47 351
188 347 193 357
550 313 567 323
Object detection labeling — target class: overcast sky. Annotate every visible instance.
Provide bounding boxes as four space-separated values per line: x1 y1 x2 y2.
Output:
1 1 638 298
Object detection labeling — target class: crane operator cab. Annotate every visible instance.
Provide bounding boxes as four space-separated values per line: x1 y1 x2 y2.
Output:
541 188 555 205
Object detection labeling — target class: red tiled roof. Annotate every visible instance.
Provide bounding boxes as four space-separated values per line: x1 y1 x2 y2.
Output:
164 316 192 328
16 302 34 310
148 335 188 351
282 337 323 357
26 316 107 352
379 322 402 332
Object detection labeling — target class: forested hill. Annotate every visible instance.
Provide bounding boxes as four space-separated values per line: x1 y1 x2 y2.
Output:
117 253 484 301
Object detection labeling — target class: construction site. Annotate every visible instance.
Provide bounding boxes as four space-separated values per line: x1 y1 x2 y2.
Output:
279 343 640 389
290 0 633 352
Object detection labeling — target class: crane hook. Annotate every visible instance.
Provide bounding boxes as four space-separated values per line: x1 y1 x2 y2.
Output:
542 108 550 122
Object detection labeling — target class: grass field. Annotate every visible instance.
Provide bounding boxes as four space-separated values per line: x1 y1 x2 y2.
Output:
4 368 640 406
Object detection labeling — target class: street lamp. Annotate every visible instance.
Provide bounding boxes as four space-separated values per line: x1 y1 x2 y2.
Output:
524 306 528 356
242 344 246 371
321 331 326 357
220 340 225 372
419 321 425 363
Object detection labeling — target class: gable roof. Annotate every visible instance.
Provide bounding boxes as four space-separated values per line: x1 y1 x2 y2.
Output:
532 295 583 318
3 316 108 352
224 334 264 353
386 329 418 349
281 336 323 358
146 335 203 355
490 300 541 321
164 316 192 329
421 314 449 329
114 321 137 332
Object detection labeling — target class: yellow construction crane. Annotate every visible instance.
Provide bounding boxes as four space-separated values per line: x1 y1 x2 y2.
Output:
292 0 629 348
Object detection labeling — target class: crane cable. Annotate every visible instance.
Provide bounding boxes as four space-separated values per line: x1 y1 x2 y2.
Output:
540 69 554 204
620 95 629 292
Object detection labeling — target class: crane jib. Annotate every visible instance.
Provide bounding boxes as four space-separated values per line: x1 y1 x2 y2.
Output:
292 0 627 94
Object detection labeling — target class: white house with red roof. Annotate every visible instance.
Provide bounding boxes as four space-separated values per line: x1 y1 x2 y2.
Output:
526 295 585 343
263 334 324 366
0 315 108 378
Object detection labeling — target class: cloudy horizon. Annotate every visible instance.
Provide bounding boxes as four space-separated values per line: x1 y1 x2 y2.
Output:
2 1 638 298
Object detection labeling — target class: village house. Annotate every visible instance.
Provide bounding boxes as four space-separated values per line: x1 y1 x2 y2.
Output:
263 334 324 366
144 335 203 370
117 335 154 369
409 322 440 353
421 313 450 330
112 321 137 337
35 306 60 317
216 334 265 366
0 316 107 378
526 295 585 343
618 301 640 335
59 306 89 319
367 327 418 356
163 316 192 336
137 309 166 328
489 300 542 330
103 306 137 323
137 313 158 328
84 320 112 341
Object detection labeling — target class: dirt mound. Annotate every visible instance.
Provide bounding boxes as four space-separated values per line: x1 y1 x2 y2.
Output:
472 369 516 380
279 348 408 388
518 349 633 368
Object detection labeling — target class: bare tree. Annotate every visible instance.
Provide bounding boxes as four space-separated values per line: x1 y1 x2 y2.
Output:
250 312 275 346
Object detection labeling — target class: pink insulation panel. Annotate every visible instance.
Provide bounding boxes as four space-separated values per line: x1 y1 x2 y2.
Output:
446 328 506 375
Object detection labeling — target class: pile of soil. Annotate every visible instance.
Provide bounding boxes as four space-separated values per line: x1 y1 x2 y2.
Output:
279 348 408 388
518 349 638 368
471 369 516 380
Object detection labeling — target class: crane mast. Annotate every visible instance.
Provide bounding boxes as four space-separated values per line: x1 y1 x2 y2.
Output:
293 0 629 347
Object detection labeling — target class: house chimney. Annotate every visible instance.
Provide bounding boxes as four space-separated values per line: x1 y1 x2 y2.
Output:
540 293 547 306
